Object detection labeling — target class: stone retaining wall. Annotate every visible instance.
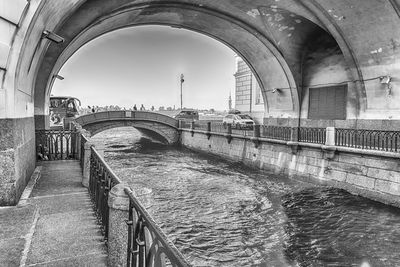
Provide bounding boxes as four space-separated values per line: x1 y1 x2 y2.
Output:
180 130 400 207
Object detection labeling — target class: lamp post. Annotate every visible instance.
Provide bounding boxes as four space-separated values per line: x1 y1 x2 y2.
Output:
180 74 184 110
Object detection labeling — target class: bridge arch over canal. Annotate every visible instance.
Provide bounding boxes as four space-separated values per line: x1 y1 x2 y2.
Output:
75 111 180 145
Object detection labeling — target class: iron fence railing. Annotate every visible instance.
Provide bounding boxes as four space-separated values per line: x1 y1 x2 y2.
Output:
231 128 254 137
35 130 78 160
89 146 122 240
299 127 326 144
194 121 208 131
179 121 192 129
261 126 292 141
87 143 190 266
125 188 191 267
335 128 400 152
210 122 227 134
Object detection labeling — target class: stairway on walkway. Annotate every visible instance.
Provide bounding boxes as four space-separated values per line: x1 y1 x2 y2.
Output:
0 160 108 267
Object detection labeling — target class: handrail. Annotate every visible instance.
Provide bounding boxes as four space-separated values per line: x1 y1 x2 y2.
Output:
89 146 121 239
90 146 122 185
125 188 191 267
87 144 190 266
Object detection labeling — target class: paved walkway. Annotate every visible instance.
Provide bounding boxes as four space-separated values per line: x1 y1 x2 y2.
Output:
0 160 108 267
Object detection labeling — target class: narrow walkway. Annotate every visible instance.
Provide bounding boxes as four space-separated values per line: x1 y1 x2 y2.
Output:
0 160 108 267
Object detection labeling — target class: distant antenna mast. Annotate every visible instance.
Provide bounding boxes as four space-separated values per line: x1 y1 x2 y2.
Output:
180 74 184 110
228 91 232 110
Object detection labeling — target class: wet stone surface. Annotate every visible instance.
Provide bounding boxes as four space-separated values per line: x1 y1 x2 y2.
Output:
93 127 400 266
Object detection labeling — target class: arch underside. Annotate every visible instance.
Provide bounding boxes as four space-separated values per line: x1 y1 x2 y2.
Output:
25 0 400 129
32 1 331 121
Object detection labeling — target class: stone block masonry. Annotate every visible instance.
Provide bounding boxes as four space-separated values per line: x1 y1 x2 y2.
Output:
181 131 400 208
0 118 36 205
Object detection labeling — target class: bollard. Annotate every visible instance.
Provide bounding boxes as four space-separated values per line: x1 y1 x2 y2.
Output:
82 141 93 188
108 184 130 267
325 127 336 146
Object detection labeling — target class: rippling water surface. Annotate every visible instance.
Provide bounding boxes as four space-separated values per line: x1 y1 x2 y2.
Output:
93 128 400 266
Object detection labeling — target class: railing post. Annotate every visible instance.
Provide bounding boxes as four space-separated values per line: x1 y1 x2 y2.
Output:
82 141 94 188
207 122 212 139
325 127 336 146
108 183 130 267
291 127 299 142
253 125 260 138
178 120 182 129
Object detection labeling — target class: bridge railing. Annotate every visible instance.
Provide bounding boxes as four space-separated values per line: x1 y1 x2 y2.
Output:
260 126 292 141
298 127 326 144
180 122 400 153
35 130 78 160
82 133 191 266
125 187 191 267
335 128 400 152
89 146 122 240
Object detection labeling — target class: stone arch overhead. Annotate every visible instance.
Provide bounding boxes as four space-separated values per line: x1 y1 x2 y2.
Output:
296 0 366 114
32 1 300 118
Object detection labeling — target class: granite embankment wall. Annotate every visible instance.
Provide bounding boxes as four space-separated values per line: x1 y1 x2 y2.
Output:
180 130 400 207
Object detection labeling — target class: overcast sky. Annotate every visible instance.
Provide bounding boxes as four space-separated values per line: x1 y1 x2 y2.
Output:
52 25 237 110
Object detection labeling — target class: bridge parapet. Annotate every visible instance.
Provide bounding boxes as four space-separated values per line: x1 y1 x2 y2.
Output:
75 111 179 129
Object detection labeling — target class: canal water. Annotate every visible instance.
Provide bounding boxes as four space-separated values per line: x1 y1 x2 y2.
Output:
92 127 400 267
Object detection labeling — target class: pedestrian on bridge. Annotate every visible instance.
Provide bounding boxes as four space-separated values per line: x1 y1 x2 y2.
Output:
133 104 137 111
140 104 145 111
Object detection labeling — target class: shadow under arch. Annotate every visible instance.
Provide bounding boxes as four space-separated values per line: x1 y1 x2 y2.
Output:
90 124 172 145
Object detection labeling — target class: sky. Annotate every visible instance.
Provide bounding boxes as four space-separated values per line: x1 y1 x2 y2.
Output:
52 25 237 111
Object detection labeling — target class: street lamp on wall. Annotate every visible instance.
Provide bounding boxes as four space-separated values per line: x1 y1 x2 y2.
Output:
380 75 392 97
42 30 64 44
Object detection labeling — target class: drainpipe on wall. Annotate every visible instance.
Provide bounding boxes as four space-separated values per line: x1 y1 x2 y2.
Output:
249 72 253 113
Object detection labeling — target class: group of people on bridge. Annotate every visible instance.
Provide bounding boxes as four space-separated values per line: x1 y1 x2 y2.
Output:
132 104 155 111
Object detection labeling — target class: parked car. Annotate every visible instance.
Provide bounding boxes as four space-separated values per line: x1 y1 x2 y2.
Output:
222 114 255 129
173 109 199 121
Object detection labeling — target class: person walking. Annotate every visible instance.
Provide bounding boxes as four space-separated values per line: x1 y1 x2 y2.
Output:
140 104 145 111
151 106 155 111
133 104 137 111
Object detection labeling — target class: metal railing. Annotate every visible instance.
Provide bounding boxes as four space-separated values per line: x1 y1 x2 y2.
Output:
89 146 122 240
87 142 190 266
210 122 226 134
261 126 292 141
299 127 326 144
35 130 78 160
125 188 191 267
179 121 192 129
336 128 400 152
193 121 208 131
